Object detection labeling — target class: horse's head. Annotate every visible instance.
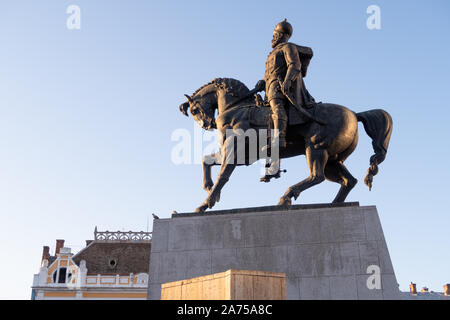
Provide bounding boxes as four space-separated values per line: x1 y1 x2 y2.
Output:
179 78 251 130
179 81 218 131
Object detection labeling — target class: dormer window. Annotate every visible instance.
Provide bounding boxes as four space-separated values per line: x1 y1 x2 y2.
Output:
52 267 72 284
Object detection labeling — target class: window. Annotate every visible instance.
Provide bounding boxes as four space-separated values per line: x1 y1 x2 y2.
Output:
52 267 72 284
109 259 117 268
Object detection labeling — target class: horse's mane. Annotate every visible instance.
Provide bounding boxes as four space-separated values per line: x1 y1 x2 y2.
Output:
191 80 214 97
192 78 250 98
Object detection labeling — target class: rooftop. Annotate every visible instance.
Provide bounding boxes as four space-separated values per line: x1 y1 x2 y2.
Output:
41 228 152 275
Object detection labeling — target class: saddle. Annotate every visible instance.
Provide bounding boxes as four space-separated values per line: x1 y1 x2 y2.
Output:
287 101 317 125
248 100 320 128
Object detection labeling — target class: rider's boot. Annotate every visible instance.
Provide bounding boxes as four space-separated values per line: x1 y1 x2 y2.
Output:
272 116 287 149
261 116 287 152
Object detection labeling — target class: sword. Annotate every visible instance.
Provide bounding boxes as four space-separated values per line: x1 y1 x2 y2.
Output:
281 82 327 125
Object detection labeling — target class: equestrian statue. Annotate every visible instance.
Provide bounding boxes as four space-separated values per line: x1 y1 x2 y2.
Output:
179 19 393 213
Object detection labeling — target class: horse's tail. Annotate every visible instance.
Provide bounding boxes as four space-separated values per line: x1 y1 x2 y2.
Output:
355 109 393 191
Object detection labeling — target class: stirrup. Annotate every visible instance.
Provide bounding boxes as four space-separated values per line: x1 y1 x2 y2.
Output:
259 170 287 183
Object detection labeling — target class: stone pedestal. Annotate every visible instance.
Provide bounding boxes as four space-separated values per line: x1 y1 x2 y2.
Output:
161 269 286 300
148 202 401 300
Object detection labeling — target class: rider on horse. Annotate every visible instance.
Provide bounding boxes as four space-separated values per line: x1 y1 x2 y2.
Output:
178 20 393 212
256 19 316 149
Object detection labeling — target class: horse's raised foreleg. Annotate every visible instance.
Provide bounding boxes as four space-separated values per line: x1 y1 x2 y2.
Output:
278 147 328 206
196 163 236 213
202 152 221 192
196 138 236 213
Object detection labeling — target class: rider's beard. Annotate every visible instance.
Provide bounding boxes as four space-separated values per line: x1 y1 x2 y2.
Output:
271 34 282 48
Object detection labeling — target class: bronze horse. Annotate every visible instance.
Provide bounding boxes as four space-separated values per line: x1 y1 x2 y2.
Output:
179 78 392 213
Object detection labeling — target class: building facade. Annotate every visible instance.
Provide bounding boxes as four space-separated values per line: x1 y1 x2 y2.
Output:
401 282 450 300
32 228 152 300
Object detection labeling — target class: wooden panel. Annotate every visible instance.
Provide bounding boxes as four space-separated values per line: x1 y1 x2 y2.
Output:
225 273 233 300
280 276 286 300
161 283 182 300
233 274 253 299
182 279 203 300
202 277 220 300
206 276 226 300
161 269 286 300
253 275 281 300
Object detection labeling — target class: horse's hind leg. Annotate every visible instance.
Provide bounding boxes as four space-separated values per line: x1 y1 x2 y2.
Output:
325 161 358 203
278 147 328 206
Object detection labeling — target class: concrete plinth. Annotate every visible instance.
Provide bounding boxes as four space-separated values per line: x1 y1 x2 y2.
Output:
148 202 401 300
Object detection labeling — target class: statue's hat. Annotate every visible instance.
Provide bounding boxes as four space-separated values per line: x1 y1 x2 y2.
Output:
274 19 293 37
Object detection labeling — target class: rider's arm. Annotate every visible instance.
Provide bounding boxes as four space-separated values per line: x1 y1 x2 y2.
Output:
283 43 302 83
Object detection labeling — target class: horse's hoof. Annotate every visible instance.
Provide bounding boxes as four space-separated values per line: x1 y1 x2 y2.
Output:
277 196 292 207
215 191 221 203
195 205 207 213
203 181 214 192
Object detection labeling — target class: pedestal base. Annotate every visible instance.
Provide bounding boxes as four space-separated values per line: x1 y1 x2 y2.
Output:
148 202 400 300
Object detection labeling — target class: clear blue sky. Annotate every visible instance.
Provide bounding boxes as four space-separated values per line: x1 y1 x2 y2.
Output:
0 0 449 299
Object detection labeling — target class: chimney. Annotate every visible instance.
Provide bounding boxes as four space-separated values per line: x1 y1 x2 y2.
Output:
41 246 50 262
55 239 65 255
420 287 429 293
444 284 450 296
409 282 417 294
